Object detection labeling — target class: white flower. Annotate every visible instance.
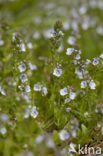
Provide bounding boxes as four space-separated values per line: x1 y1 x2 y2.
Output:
97 25 103 35
67 36 76 45
27 42 33 49
0 127 7 135
24 105 32 119
86 59 91 65
89 80 96 90
42 87 48 96
69 92 76 100
53 68 62 77
84 112 89 117
33 84 41 91
75 68 83 79
28 62 37 70
59 30 64 36
78 50 82 54
60 88 68 96
18 63 26 72
25 85 31 92
81 81 87 88
72 130 77 137
12 32 16 41
43 29 53 39
66 48 74 55
93 58 99 65
100 53 103 59
23 144 28 148
0 87 6 96
81 19 89 30
51 31 57 38
63 21 70 30
20 43 26 52
24 108 30 119
59 130 69 141
13 82 16 86
30 106 38 118
79 5 87 14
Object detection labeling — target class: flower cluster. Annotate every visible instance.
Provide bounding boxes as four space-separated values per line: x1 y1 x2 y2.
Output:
34 83 48 96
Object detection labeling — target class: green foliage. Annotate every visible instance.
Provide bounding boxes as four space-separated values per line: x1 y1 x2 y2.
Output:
0 0 103 156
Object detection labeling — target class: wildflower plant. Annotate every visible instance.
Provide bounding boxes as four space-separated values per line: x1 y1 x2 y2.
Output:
0 0 103 156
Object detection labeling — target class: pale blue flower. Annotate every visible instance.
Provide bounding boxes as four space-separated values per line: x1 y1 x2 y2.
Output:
97 25 103 35
33 84 41 91
33 31 40 40
60 87 68 96
24 108 30 119
75 68 83 79
66 48 74 55
27 42 33 49
59 30 64 36
28 62 37 70
25 85 31 92
59 130 69 141
89 80 96 90
20 43 26 52
53 68 62 77
20 74 28 82
18 63 26 72
0 86 6 96
0 114 8 122
86 59 91 65
75 54 80 60
81 81 87 88
100 53 103 59
65 98 71 103
67 36 76 45
69 92 76 100
93 58 99 65
95 109 98 113
72 60 77 65
0 40 4 46
65 107 71 113
57 44 63 53
35 135 44 144
30 106 38 118
0 127 7 135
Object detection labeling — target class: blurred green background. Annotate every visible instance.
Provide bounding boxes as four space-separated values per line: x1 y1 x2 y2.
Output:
0 0 103 58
